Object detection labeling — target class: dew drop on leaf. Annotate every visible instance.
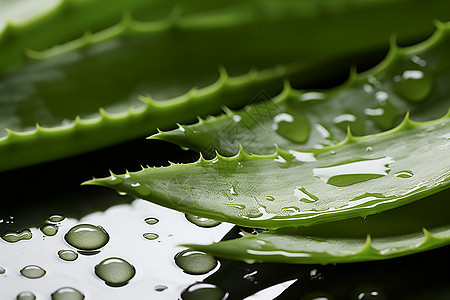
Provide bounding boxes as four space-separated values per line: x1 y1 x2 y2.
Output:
180 282 228 300
313 157 393 187
51 287 85 300
185 214 221 228
58 250 78 261
273 111 310 143
130 182 151 196
20 265 46 279
174 249 218 275
1 229 32 243
394 170 414 178
393 70 433 102
265 196 275 201
293 187 319 203
64 224 109 251
94 257 136 287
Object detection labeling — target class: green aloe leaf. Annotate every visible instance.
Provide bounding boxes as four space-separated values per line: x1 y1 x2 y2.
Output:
2 1 450 172
84 112 450 229
184 188 450 264
152 22 450 156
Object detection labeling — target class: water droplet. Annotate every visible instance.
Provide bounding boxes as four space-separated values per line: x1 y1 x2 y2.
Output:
229 184 238 196
274 152 294 168
243 270 258 283
48 215 65 223
1 229 32 243
143 233 159 240
117 191 127 196
227 204 245 209
174 249 218 275
293 187 318 203
265 196 275 201
180 282 228 300
94 257 136 287
393 70 433 102
20 265 46 279
313 157 393 187
232 115 242 122
51 287 85 300
145 217 159 225
366 146 373 152
64 224 109 251
333 113 365 136
16 291 36 300
356 289 386 300
41 224 58 236
108 175 123 185
282 206 301 213
395 170 414 178
273 112 310 143
185 214 221 228
0 267 5 274
155 285 168 292
130 182 151 196
365 100 400 131
58 250 78 261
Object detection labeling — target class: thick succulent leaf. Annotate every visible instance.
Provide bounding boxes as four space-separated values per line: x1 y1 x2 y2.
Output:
2 1 450 171
184 188 450 264
152 22 450 156
85 113 450 229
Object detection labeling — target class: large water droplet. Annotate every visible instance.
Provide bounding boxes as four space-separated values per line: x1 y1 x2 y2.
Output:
48 215 65 223
394 170 414 178
185 214 221 228
1 229 32 243
0 267 5 274
293 187 318 203
94 257 136 287
58 250 78 261
273 111 310 143
393 70 433 102
143 233 159 240
20 265 46 279
313 157 393 187
16 291 36 300
64 224 109 251
180 282 228 300
51 287 85 300
41 224 58 236
174 249 218 275
145 217 159 225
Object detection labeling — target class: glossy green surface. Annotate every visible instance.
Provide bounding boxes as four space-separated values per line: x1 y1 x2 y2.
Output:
86 111 450 229
153 22 450 156
2 0 450 172
185 189 450 264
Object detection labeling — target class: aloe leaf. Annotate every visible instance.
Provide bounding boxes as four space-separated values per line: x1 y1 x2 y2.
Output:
84 112 450 229
184 188 450 264
2 1 450 172
152 22 450 156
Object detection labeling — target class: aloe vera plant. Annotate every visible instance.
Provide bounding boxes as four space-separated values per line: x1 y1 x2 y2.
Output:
2 0 450 172
1 1 450 298
153 21 450 156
